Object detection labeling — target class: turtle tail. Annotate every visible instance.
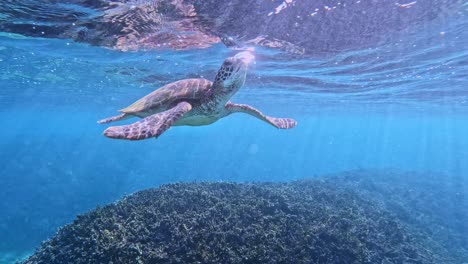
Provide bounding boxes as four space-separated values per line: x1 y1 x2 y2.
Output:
97 113 130 124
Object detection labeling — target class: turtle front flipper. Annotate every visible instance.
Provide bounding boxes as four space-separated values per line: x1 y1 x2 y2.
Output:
103 102 192 140
225 102 297 129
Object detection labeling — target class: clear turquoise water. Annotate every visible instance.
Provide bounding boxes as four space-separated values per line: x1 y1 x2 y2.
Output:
0 5 467 263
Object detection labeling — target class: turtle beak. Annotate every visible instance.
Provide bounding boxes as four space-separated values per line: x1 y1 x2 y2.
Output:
234 51 255 66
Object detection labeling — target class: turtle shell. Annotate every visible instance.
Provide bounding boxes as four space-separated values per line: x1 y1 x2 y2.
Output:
119 78 213 115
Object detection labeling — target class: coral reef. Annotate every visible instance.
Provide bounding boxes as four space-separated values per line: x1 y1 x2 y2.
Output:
322 170 468 262
23 173 465 264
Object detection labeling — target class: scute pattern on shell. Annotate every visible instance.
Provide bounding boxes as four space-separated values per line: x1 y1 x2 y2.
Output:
120 78 213 114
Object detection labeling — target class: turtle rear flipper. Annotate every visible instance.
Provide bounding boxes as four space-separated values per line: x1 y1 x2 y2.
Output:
103 102 192 140
225 102 297 129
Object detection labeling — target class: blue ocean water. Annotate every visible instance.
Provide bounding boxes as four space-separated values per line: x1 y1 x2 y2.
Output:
0 1 467 263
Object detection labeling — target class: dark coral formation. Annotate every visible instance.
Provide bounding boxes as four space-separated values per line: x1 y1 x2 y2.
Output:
323 170 468 262
22 171 467 264
0 0 463 54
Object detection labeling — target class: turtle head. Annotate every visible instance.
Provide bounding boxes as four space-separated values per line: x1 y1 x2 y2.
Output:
213 51 255 94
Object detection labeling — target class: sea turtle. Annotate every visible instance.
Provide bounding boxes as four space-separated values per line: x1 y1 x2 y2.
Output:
98 51 297 140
